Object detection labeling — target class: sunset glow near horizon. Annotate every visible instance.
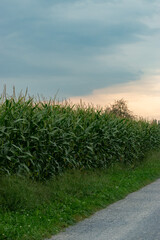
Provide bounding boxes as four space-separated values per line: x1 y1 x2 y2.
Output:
70 72 160 120
1 0 160 119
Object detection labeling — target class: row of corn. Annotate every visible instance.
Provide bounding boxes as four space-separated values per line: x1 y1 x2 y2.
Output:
0 96 160 179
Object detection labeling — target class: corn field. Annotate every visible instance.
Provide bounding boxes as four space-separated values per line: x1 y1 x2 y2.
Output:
0 93 160 180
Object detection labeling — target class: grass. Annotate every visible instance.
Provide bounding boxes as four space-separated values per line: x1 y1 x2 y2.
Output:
1 90 160 239
1 150 160 240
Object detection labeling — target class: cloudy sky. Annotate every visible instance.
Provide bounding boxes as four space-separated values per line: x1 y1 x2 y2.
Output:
0 0 160 118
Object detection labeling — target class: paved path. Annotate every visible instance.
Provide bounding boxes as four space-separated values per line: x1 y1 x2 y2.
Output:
48 179 160 240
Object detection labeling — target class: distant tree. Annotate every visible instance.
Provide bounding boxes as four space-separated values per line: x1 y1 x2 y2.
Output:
105 99 134 119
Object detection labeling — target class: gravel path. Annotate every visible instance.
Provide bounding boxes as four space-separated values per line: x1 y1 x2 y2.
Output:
47 179 160 240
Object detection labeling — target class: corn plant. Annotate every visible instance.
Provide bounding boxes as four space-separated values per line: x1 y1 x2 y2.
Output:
0 92 160 180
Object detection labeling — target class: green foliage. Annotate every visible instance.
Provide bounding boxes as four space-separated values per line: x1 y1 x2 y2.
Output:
0 95 160 179
0 175 50 212
1 151 160 240
105 99 134 119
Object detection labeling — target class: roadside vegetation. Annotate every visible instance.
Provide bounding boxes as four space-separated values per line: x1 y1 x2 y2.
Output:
1 88 160 240
0 92 160 179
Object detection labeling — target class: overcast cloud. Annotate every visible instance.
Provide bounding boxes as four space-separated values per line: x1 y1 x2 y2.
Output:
0 0 160 104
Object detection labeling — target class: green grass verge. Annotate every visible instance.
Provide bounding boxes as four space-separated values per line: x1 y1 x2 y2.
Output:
1 150 160 240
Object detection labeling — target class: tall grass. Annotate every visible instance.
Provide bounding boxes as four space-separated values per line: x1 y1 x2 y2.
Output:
0 90 160 180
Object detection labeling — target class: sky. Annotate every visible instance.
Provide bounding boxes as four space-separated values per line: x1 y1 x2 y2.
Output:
0 0 160 119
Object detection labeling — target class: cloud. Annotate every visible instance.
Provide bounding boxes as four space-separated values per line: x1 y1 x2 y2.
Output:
0 0 160 97
69 71 160 119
